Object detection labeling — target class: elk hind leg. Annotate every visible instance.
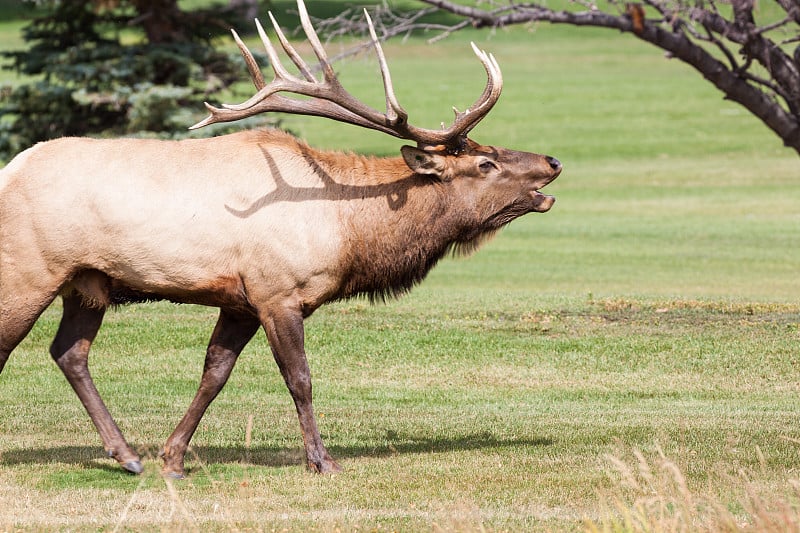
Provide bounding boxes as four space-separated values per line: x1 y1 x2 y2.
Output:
0 301 46 374
0 277 62 374
51 288 143 474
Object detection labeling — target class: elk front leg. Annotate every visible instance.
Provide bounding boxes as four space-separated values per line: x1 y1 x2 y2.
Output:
160 309 260 478
261 307 341 474
50 294 143 474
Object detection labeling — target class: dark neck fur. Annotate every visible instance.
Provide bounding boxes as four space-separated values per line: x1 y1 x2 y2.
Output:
327 159 484 302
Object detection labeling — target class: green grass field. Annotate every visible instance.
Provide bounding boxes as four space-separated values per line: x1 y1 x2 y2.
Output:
1 3 799 531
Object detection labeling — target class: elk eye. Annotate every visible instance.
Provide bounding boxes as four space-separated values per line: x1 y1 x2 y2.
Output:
478 160 498 173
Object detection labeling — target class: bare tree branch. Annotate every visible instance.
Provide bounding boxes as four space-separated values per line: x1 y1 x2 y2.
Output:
318 0 800 154
702 25 739 72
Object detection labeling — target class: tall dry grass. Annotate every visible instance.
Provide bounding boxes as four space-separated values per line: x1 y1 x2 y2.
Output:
586 443 800 533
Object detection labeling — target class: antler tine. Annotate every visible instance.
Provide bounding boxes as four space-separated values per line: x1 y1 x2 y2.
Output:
469 43 502 112
267 12 316 83
295 0 337 83
189 101 231 130
255 17 299 83
363 8 407 126
231 28 265 90
220 12 328 114
447 43 503 137
220 18 297 113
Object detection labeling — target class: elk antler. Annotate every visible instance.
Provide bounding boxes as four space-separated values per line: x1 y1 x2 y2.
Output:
189 0 503 150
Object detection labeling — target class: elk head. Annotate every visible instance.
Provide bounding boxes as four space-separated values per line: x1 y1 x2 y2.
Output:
191 0 561 211
401 140 560 214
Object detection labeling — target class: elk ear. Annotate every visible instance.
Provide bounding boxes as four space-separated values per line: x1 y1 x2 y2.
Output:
401 145 452 181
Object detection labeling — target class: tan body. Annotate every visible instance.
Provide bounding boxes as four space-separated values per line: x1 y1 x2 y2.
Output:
2 129 555 308
0 0 562 478
3 130 377 312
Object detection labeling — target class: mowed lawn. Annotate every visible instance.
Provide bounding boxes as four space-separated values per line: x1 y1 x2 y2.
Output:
1 7 799 532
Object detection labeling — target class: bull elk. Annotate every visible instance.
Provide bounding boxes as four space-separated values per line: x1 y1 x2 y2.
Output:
0 0 561 478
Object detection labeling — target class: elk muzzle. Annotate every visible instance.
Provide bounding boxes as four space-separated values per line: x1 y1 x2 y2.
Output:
529 155 561 213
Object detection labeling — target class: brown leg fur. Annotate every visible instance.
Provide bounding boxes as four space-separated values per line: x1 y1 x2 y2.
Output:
261 307 341 474
50 293 143 474
160 309 260 478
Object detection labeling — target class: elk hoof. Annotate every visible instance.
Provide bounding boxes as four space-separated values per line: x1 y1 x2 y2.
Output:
158 447 187 479
309 458 342 475
122 460 144 475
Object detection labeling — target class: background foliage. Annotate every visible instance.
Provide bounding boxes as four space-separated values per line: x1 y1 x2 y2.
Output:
0 0 271 161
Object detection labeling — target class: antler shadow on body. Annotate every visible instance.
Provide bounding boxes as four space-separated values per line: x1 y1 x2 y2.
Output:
225 142 417 218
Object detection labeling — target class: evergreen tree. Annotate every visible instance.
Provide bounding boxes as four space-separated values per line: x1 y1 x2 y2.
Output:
0 1 269 160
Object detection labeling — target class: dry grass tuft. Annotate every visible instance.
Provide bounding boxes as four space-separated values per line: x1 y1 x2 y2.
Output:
586 444 800 533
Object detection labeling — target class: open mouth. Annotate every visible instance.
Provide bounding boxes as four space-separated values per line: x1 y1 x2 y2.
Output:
530 189 556 212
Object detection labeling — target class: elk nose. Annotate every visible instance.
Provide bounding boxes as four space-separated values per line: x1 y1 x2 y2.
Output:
545 156 562 172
